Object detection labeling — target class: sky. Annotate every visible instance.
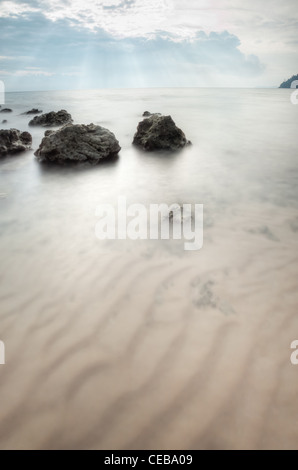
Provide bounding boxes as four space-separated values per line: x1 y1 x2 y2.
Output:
0 0 297 91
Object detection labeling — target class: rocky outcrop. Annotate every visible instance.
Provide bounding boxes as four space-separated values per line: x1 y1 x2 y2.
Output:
35 123 121 163
0 129 32 157
133 114 191 151
22 108 43 115
29 109 72 127
0 108 13 113
279 74 298 88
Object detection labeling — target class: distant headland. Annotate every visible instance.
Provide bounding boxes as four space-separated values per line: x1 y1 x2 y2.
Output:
279 74 298 88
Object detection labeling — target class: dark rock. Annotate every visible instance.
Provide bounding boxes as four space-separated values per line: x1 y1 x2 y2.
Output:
20 131 32 145
1 120 7 124
0 108 13 113
44 130 55 137
35 123 121 163
22 108 43 115
133 114 191 151
29 109 72 127
0 129 32 157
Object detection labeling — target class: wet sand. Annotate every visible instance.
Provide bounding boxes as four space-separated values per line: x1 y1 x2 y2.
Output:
0 200 298 449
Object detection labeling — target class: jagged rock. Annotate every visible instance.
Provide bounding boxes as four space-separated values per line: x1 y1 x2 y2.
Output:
0 108 13 113
35 123 121 163
22 108 43 115
29 109 72 127
133 114 191 151
0 129 32 157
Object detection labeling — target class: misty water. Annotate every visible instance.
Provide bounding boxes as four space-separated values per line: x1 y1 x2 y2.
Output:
1 89 298 238
0 88 298 449
1 88 297 223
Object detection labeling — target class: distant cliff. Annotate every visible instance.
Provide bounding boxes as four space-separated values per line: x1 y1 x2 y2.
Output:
279 74 298 88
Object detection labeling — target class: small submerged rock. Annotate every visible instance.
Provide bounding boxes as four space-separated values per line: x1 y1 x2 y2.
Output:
142 111 161 117
1 120 8 124
29 109 72 127
22 108 43 115
35 123 121 164
133 114 191 151
0 129 32 157
0 108 13 113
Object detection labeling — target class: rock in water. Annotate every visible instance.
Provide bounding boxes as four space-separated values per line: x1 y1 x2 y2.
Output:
29 109 72 127
0 129 32 157
0 108 13 113
142 111 161 117
22 108 43 115
133 114 191 151
35 123 121 163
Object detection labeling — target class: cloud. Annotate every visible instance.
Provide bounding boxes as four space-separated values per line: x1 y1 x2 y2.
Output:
1 0 297 45
0 67 55 76
15 69 54 76
102 0 136 10
0 0 297 89
124 31 265 78
0 1 38 18
1 1 297 57
0 55 33 61
0 11 265 90
39 0 172 37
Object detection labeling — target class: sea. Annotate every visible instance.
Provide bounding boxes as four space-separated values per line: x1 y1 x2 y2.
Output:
0 88 298 449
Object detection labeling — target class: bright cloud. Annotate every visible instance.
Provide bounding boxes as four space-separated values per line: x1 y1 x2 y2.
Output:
1 0 297 55
40 0 172 37
0 1 38 18
0 0 297 90
1 0 297 48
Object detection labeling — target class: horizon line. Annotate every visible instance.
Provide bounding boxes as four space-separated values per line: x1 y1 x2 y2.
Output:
3 86 280 94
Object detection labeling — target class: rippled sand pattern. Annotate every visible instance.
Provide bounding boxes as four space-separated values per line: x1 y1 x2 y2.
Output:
0 201 298 449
